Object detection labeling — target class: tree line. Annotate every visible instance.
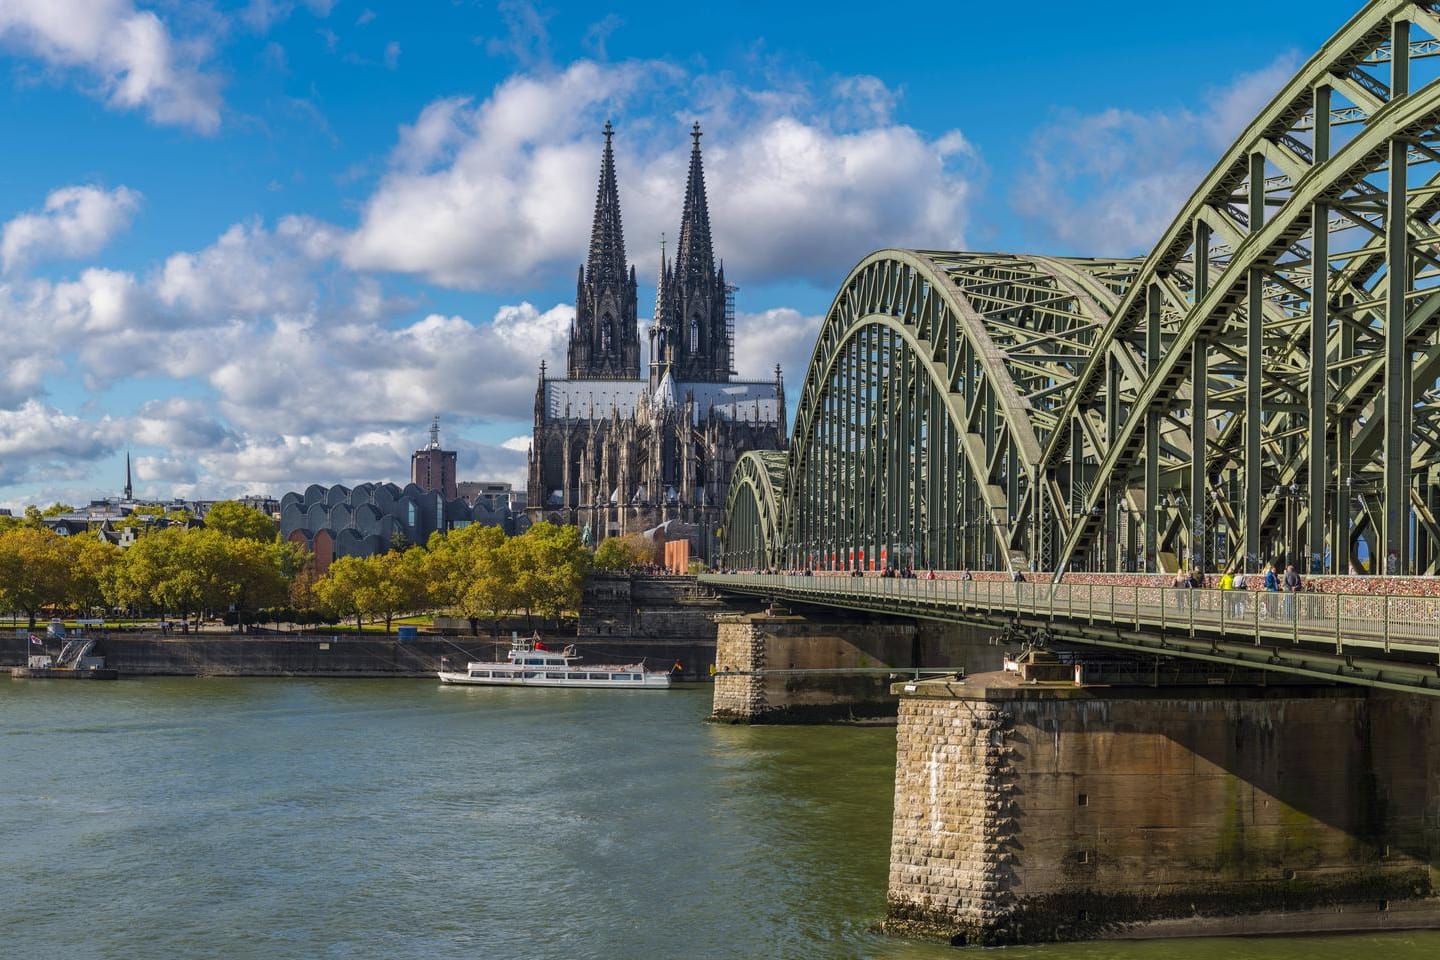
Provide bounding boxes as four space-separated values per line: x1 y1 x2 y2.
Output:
0 502 652 634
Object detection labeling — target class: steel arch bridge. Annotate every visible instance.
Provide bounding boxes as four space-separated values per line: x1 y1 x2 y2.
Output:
721 0 1440 580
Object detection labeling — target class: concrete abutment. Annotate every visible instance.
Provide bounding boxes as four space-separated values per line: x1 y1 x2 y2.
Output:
886 673 1440 944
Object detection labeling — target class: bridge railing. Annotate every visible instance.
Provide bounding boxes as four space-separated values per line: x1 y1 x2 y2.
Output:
700 574 1440 661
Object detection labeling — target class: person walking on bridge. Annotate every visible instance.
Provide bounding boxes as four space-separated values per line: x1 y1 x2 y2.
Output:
1263 563 1281 619
1283 564 1302 620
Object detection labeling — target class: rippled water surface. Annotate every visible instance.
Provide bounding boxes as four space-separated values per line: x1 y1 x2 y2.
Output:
3 678 1439 960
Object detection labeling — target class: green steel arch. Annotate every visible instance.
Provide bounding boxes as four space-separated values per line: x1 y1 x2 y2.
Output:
721 450 787 569
722 0 1440 578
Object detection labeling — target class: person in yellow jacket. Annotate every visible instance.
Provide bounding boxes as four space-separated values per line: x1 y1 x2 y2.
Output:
1219 570 1234 591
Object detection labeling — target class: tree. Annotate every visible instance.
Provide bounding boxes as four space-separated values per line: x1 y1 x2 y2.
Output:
358 548 430 635
0 527 72 627
426 525 519 636
40 503 75 517
507 522 588 622
102 527 298 627
204 501 278 542
313 555 373 633
593 533 656 571
68 537 120 616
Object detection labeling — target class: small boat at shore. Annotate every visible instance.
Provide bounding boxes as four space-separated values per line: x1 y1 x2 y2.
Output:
438 634 672 689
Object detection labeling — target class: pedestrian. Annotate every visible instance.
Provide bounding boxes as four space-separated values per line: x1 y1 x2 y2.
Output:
1173 570 1189 612
1283 564 1302 619
1263 563 1280 619
1232 570 1248 617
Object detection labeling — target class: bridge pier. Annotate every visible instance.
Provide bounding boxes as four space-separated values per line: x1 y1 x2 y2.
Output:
885 671 1440 944
710 611 1005 723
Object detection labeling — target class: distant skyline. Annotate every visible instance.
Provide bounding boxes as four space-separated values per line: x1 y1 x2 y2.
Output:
0 0 1366 508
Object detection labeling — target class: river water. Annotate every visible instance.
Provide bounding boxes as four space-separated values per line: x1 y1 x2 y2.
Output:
2 679 1439 960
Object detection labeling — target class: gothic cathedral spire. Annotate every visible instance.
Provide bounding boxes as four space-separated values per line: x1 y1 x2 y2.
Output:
651 122 730 386
568 121 640 380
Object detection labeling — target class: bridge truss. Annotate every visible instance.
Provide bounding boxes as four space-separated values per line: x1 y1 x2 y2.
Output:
722 0 1440 578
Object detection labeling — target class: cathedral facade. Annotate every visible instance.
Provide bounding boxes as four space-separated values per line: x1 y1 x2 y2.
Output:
526 122 787 556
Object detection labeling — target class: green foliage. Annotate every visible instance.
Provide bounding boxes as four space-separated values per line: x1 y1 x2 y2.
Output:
40 503 76 517
507 521 589 620
102 527 300 624
0 527 118 626
425 524 518 635
311 548 431 634
204 500 279 542
592 533 656 572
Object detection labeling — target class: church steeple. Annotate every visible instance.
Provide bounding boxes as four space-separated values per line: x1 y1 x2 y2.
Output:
124 450 132 501
568 121 640 380
674 122 716 294
653 121 730 383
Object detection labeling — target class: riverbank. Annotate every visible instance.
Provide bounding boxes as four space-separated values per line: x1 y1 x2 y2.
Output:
1 633 716 680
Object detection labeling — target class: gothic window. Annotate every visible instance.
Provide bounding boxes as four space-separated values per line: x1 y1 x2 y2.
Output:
602 315 614 353
689 313 700 353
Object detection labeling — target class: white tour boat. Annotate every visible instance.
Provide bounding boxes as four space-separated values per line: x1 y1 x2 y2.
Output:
438 634 673 689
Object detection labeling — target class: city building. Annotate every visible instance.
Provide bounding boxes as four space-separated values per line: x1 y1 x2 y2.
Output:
527 122 787 555
411 416 458 500
457 481 525 513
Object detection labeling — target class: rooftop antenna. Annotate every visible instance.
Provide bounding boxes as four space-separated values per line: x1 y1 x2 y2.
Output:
429 416 441 450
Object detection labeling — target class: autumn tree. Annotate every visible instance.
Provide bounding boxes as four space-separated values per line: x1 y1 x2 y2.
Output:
592 533 656 571
426 525 519 636
205 501 279 542
507 522 588 622
312 555 373 633
0 528 77 627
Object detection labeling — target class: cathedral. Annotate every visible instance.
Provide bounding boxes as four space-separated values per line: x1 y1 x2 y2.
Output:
526 122 787 556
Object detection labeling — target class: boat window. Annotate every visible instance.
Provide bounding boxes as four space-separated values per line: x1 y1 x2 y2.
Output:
521 671 540 678
545 672 566 679
631 674 641 680
586 673 607 680
524 658 543 665
469 670 490 678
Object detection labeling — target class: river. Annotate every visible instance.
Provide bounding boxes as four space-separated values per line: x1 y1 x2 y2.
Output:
2 678 1438 959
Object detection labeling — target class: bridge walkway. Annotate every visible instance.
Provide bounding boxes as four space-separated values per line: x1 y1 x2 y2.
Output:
700 574 1440 696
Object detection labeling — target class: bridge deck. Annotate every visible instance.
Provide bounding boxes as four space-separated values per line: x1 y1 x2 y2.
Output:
700 574 1440 696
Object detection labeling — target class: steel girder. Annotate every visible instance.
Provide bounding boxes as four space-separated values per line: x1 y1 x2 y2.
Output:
719 450 787 569
720 0 1440 578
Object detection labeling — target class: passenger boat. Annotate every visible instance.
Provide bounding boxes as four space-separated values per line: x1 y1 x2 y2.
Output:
437 634 673 689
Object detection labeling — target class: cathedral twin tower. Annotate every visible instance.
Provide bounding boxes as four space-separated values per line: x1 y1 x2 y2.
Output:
528 121 787 549
566 121 732 387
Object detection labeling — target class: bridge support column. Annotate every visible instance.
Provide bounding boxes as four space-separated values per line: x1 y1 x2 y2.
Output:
886 674 1440 945
710 611 1004 724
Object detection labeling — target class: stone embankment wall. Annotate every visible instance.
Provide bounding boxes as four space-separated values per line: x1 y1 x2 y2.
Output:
886 678 1440 945
1 634 718 680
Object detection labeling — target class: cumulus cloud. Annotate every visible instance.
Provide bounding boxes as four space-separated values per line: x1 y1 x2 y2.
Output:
733 307 821 386
1 184 140 274
1013 54 1299 255
0 0 223 132
346 60 974 289
0 400 117 485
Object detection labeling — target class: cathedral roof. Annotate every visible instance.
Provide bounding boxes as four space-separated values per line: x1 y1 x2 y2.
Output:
542 377 781 426
654 368 679 409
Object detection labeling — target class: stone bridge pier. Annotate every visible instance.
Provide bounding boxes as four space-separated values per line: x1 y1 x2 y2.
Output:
709 608 1006 723
886 671 1440 945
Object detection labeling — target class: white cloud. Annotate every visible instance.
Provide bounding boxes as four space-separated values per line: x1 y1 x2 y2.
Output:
0 0 223 133
346 60 973 289
1013 54 1299 255
733 307 821 385
0 400 117 485
1 184 140 274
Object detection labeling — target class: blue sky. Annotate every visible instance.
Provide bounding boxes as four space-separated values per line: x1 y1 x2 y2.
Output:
0 0 1367 507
